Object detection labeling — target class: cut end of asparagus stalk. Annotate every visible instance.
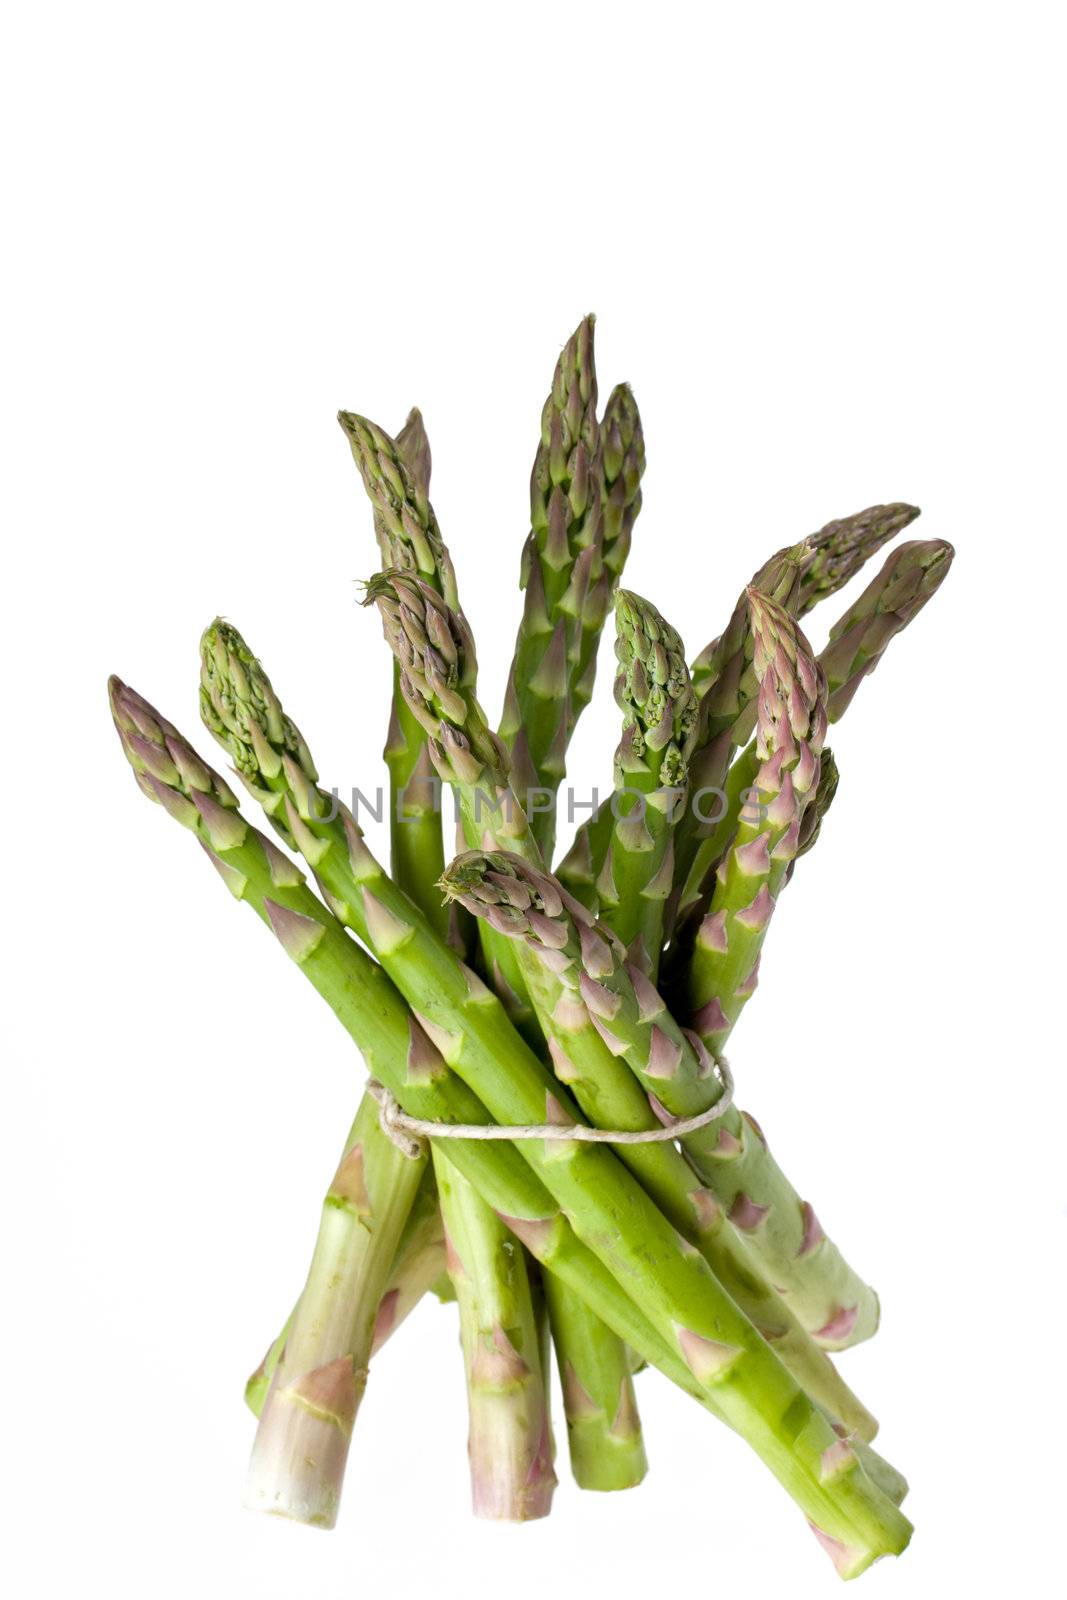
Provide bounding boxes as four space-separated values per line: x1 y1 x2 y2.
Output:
468 1394 557 1521
244 1355 367 1528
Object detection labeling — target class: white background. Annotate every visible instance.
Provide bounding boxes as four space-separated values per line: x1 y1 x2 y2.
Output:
3 3 1065 1594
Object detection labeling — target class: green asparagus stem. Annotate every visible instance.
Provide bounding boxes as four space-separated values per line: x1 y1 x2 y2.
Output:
667 601 881 1345
404 455 559 1515
364 570 541 1033
597 591 698 976
244 414 452 1449
796 502 921 617
541 1270 648 1490
441 848 880 1440
113 678 911 1574
434 1151 556 1519
497 316 601 855
198 616 642 1491
246 1166 450 1419
342 405 450 937
246 1090 425 1524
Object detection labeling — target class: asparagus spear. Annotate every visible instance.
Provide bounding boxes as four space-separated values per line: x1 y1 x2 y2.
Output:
245 1090 426 1524
498 315 601 855
341 405 450 937
382 416 561 1514
440 849 880 1440
597 590 698 975
652 545 810 946
364 570 541 1031
385 407 449 937
199 617 642 1494
434 1150 557 1519
245 414 458 1442
338 410 459 607
818 538 955 719
246 1165 450 1420
541 1270 648 1491
111 677 911 1573
685 590 825 1037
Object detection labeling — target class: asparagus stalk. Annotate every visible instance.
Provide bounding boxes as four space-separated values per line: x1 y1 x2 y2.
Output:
246 409 449 1445
245 1090 425 1524
364 570 542 1032
640 544 807 951
818 538 955 719
498 315 601 855
199 617 643 1495
597 590 698 975
385 413 544 1516
434 1151 557 1519
440 849 880 1440
246 1166 450 1419
338 409 459 607
342 405 450 937
527 1172 645 1495
111 678 911 1573
541 1270 648 1491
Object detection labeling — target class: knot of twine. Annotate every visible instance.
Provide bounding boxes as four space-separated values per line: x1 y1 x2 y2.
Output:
367 1055 734 1161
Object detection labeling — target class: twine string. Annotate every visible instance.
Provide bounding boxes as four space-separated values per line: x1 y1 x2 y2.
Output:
367 1055 734 1160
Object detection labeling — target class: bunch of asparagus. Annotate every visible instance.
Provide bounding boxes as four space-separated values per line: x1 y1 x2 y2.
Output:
110 315 952 1577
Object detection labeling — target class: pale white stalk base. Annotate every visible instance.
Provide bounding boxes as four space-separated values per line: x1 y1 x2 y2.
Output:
469 1396 555 1521
244 1363 366 1527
